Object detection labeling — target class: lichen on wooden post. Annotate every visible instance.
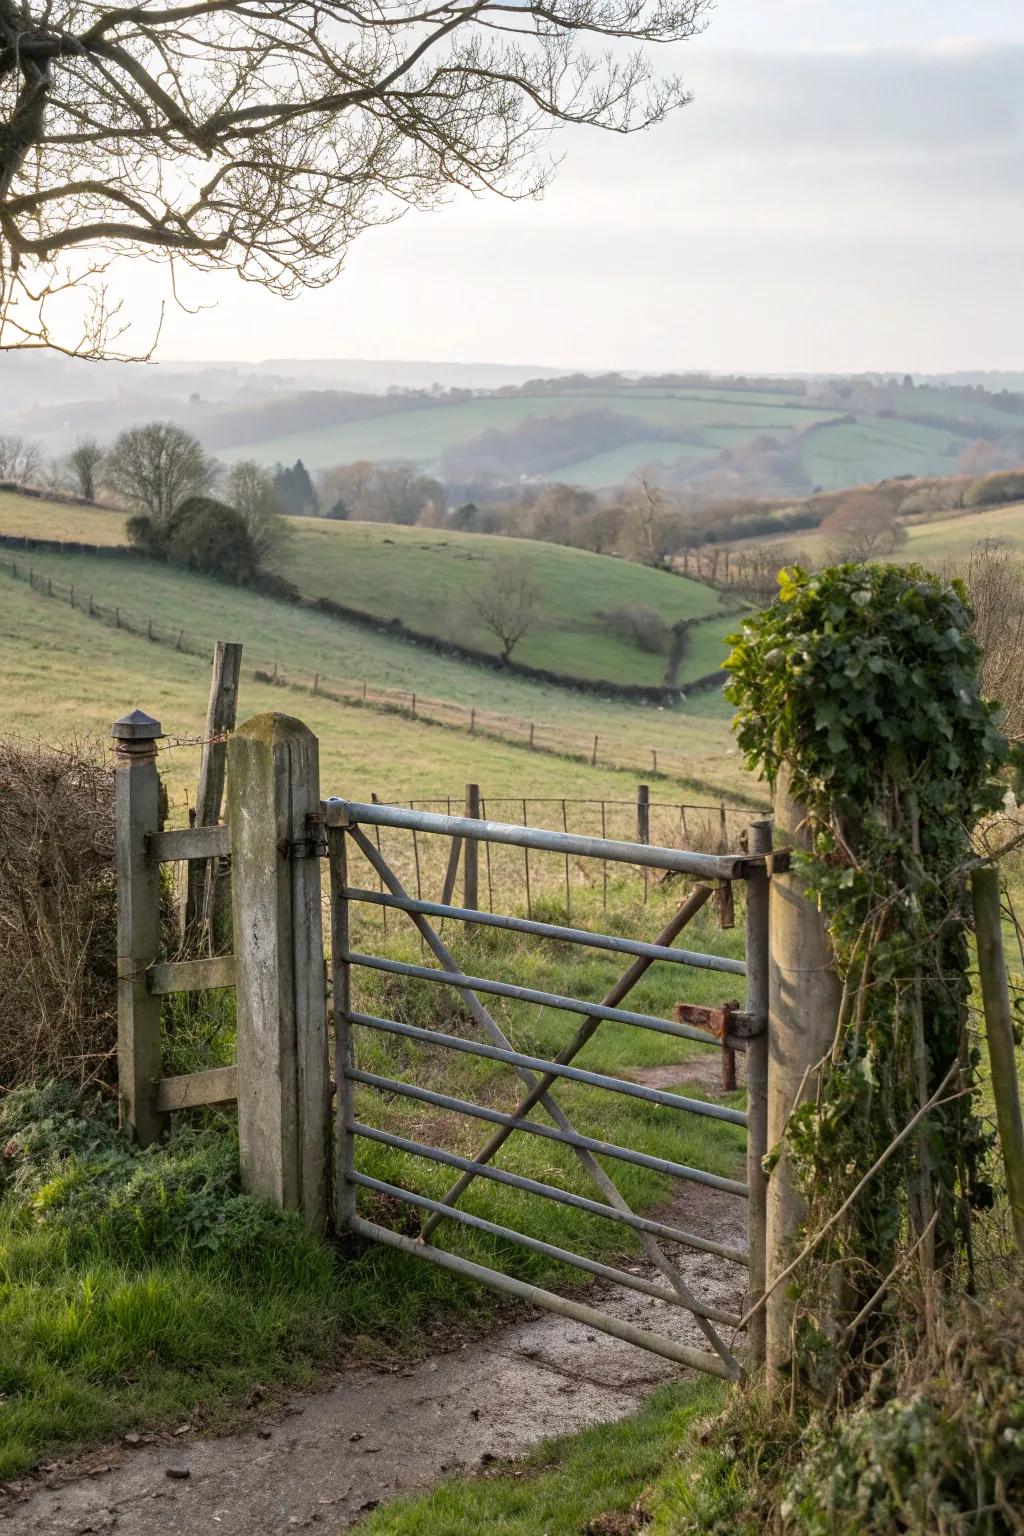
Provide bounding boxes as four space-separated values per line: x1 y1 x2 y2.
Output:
113 708 166 1148
227 712 330 1231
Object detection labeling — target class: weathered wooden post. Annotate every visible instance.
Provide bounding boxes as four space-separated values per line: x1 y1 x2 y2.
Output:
744 818 772 1370
636 784 650 844
972 863 1024 1254
113 709 166 1147
765 769 842 1386
227 712 330 1231
463 783 480 934
182 641 243 947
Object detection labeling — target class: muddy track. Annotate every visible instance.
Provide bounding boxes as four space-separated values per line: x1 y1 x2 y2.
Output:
2 1056 746 1536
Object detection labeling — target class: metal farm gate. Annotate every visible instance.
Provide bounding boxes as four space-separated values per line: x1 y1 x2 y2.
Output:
324 798 773 1382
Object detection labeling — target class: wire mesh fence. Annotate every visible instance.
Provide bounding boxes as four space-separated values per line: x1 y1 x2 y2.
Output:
343 790 755 925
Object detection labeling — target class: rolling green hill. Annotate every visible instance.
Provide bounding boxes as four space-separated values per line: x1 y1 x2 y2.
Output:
203 378 1010 493
215 388 842 479
0 556 754 806
282 519 737 685
0 495 739 688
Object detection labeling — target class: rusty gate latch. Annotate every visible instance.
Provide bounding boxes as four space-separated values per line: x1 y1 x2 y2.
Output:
674 1000 744 1094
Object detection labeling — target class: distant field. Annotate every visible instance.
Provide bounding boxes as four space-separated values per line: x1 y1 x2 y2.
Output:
734 499 1024 568
801 418 966 490
554 441 710 489
283 519 736 685
0 566 759 831
0 493 738 687
215 389 841 476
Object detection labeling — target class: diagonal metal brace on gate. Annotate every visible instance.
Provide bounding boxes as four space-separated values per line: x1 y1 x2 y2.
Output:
343 825 742 1377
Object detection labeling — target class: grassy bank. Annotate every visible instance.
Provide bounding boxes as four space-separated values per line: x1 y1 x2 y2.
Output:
0 886 748 1481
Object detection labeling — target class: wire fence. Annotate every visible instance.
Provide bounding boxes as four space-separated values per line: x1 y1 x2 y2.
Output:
1 551 747 788
344 790 760 926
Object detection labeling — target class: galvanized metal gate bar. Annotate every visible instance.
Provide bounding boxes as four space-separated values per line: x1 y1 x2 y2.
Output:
339 950 754 1050
329 807 765 1380
349 1011 747 1125
343 886 747 975
340 826 743 1374
345 1067 748 1196
348 1170 742 1326
324 799 753 881
350 1120 749 1264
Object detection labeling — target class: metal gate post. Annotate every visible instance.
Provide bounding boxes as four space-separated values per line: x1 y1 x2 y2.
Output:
765 770 842 1387
744 818 772 1370
227 712 330 1231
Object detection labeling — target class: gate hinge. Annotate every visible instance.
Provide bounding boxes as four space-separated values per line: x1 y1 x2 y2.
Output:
284 812 328 859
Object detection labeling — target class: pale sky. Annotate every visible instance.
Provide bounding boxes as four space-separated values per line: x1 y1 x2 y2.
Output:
142 1 1024 373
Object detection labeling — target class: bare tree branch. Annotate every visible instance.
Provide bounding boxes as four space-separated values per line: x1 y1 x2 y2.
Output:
0 0 710 356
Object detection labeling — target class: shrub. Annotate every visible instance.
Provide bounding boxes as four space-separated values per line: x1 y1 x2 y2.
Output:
963 468 1024 507
597 604 670 653
166 495 260 581
0 739 117 1088
781 1288 1024 1535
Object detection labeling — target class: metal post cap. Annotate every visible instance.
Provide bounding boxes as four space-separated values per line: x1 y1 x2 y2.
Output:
111 709 163 741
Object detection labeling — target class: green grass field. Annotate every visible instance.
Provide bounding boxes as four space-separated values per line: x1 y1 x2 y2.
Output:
0 491 741 688
0 567 757 808
740 498 1024 570
282 518 736 684
801 417 967 490
215 389 841 475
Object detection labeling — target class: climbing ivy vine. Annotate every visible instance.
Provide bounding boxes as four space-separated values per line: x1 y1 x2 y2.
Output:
725 563 1010 1382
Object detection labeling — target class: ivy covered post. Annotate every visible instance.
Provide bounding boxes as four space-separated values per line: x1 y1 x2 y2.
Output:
726 565 1008 1400
764 768 843 1385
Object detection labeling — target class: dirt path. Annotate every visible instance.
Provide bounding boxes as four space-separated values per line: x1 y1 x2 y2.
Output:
3 1058 746 1536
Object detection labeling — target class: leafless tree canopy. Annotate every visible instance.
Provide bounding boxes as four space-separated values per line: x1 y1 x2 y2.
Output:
467 552 540 660
0 0 709 355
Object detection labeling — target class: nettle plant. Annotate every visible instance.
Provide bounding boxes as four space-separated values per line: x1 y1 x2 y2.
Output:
726 564 1010 1382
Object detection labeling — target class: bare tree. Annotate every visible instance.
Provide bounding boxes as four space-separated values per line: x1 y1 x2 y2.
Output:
958 540 1024 745
0 432 40 483
0 1 710 357
65 437 104 500
104 421 218 523
821 494 908 563
226 459 292 565
467 555 540 662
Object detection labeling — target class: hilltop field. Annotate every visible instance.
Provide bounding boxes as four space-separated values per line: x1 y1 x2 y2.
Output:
740 496 1024 568
203 379 1013 491
0 492 741 688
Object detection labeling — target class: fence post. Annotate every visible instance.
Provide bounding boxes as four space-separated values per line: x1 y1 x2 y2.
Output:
182 641 243 948
636 784 650 844
463 783 480 933
765 768 842 1388
226 712 330 1231
112 709 166 1148
972 863 1024 1253
745 818 772 1370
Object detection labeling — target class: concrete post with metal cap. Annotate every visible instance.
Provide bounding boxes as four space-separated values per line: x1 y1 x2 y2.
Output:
113 709 166 1147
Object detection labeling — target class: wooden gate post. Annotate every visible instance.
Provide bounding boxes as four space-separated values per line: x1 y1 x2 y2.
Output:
113 709 166 1148
227 712 329 1231
765 769 842 1387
